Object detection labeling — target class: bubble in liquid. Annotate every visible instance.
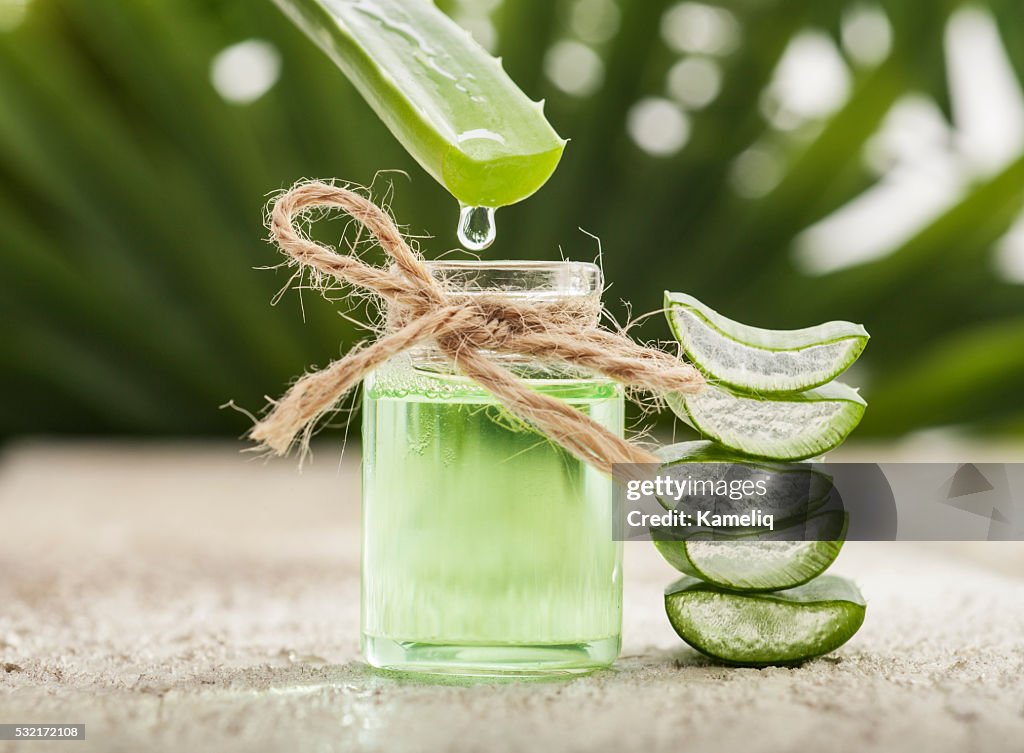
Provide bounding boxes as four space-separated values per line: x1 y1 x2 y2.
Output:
457 204 497 250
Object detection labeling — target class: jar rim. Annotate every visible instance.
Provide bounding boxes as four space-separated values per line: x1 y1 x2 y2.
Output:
422 259 603 297
424 259 599 272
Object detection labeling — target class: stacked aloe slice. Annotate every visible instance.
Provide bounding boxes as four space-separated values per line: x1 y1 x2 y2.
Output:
657 293 869 666
665 292 869 461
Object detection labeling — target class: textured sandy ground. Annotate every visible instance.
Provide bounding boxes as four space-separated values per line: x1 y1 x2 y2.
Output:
1 441 1023 753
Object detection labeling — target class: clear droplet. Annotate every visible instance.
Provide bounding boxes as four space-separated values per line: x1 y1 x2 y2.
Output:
457 204 497 250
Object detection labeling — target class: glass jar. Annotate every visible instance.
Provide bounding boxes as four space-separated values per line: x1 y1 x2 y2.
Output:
360 260 624 676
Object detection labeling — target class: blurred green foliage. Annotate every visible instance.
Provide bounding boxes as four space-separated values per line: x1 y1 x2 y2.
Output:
1 0 1023 440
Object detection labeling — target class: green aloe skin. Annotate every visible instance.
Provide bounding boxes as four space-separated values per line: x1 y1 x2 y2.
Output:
665 575 866 667
665 292 869 394
653 441 846 593
653 512 847 593
666 381 868 461
664 292 869 461
272 0 565 209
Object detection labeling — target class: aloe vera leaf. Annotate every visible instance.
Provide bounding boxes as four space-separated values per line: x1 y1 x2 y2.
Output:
272 0 565 207
652 441 846 591
665 575 866 666
655 440 834 519
665 292 869 394
654 510 847 592
667 382 867 461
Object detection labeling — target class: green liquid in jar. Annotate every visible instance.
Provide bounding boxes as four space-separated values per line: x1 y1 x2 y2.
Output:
361 355 624 676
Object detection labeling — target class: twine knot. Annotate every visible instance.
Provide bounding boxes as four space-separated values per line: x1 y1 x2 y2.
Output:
250 180 705 472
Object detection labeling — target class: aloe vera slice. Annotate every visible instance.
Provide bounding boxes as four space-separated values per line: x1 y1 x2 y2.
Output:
654 510 847 592
665 575 866 666
665 292 869 394
655 441 834 520
653 441 844 591
273 0 565 207
666 382 867 461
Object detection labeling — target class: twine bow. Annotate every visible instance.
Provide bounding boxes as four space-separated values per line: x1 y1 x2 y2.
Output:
250 181 706 472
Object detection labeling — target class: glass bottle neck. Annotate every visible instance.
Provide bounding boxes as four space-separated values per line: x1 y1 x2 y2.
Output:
384 259 605 376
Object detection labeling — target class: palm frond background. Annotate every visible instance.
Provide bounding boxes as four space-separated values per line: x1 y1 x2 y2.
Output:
1 0 1023 440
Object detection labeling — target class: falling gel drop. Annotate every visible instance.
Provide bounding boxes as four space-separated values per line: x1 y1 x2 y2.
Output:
457 205 497 251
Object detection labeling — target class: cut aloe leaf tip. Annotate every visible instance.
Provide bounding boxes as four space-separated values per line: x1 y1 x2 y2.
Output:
665 292 869 394
274 0 565 208
665 574 866 666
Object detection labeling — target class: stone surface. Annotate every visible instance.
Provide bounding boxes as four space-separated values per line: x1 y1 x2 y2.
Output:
1 441 1023 753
